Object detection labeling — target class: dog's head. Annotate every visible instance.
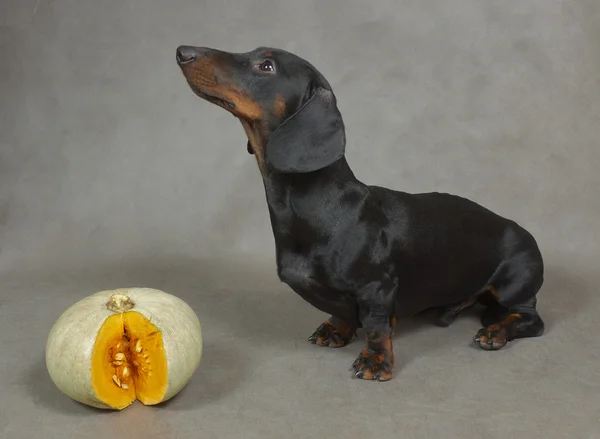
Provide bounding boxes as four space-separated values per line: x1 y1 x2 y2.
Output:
176 46 346 174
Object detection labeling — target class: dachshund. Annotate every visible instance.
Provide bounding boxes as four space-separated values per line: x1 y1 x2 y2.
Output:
175 45 545 381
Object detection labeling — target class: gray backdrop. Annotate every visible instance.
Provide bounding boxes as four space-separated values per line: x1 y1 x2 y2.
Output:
2 0 599 438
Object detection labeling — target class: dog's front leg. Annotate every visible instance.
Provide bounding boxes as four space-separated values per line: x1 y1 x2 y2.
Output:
352 281 396 381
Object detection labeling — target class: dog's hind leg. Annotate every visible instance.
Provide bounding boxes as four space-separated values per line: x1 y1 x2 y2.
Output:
473 251 545 350
308 316 357 348
435 296 479 327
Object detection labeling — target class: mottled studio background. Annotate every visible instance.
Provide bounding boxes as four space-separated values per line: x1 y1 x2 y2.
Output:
1 0 599 438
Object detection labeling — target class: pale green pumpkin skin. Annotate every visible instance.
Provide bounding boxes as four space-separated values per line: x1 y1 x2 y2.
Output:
45 287 202 409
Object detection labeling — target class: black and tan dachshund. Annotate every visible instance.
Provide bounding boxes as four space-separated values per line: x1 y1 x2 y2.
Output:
175 45 545 381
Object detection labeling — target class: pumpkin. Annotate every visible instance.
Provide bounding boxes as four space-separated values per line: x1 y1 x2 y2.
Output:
45 287 202 410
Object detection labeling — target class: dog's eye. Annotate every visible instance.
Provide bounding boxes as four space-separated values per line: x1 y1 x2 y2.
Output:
258 60 275 72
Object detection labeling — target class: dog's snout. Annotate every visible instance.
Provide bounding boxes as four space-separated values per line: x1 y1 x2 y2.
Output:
176 45 205 64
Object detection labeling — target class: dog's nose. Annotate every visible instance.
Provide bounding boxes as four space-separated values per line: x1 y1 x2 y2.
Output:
176 46 204 64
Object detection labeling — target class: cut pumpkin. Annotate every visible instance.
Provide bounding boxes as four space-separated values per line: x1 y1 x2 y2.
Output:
91 310 168 409
46 288 202 410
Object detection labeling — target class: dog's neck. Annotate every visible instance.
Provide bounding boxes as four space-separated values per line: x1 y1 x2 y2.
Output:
261 157 364 216
239 120 365 222
259 157 369 247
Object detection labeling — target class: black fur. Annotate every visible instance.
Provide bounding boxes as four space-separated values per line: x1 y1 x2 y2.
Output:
176 45 545 381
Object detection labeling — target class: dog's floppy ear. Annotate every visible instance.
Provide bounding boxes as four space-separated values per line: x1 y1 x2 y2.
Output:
265 87 345 173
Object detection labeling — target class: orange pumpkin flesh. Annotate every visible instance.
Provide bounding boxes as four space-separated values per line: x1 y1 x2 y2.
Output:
91 310 168 410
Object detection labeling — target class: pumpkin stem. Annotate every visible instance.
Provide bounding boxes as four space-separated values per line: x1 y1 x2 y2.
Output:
106 294 136 313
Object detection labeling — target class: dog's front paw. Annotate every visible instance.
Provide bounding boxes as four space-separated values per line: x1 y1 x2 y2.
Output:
352 349 393 381
473 325 507 350
308 319 355 348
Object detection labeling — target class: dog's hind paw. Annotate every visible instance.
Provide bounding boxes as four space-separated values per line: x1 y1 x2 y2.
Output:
308 319 355 348
473 312 542 351
473 325 508 350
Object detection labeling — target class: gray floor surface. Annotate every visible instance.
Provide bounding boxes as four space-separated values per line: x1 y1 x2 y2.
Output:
2 0 599 438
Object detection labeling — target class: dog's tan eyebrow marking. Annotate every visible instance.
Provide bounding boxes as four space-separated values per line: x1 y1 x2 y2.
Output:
264 50 272 57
